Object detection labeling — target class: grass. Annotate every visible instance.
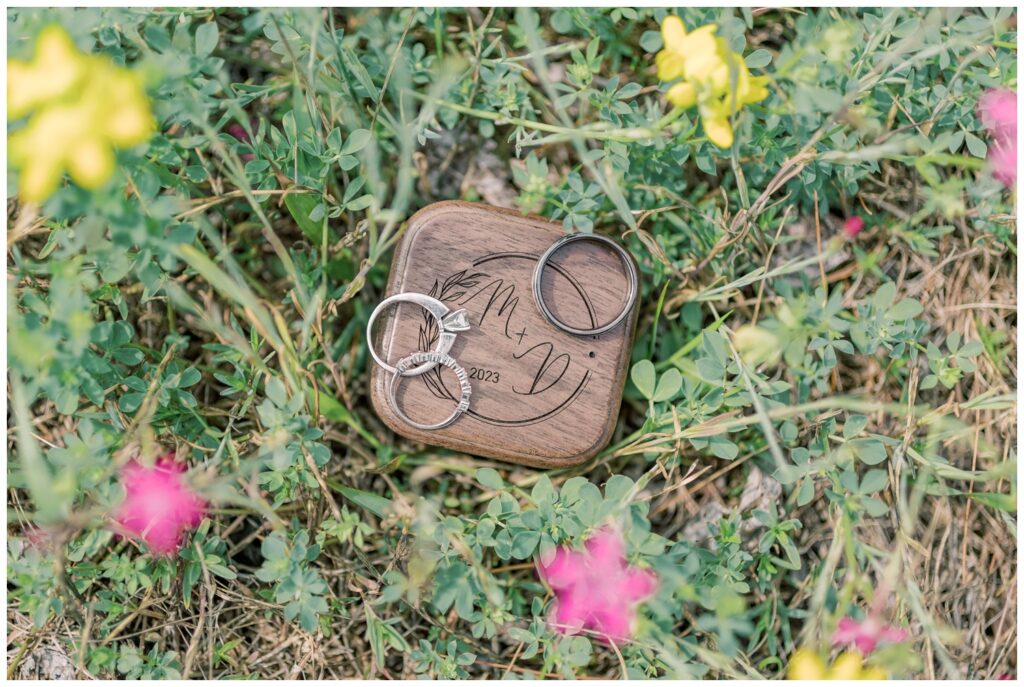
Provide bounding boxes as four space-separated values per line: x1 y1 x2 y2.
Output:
6 6 1018 680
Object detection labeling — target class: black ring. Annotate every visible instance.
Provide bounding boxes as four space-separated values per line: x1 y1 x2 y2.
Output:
531 234 638 336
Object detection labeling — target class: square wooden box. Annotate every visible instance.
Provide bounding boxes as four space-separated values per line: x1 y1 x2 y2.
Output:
369 201 638 468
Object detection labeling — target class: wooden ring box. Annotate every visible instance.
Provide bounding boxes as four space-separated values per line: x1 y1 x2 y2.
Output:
369 201 639 468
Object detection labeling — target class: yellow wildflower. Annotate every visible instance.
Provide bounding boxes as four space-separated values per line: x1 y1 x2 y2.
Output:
7 25 85 119
829 651 865 680
788 649 888 680
7 24 154 202
657 18 722 85
699 98 738 148
788 649 828 680
665 81 697 109
655 15 769 148
731 324 781 366
860 666 888 680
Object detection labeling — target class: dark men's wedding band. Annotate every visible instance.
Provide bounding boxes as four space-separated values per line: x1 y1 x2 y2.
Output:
532 233 639 337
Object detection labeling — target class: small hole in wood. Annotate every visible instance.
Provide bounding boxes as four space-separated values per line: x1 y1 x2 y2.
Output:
588 351 596 358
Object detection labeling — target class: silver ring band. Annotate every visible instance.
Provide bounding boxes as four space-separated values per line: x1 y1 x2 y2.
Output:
387 351 472 430
366 292 471 376
532 234 638 336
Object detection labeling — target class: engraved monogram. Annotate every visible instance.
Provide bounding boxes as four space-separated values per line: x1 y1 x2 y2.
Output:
416 252 598 427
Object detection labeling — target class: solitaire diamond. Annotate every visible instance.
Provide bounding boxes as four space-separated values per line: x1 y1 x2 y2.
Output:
441 308 471 332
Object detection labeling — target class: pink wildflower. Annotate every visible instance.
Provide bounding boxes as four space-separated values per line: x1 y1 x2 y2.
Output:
832 615 909 655
22 525 55 554
227 123 255 161
980 89 1017 141
988 142 1016 188
536 527 658 644
114 454 207 555
978 88 1017 187
843 216 865 239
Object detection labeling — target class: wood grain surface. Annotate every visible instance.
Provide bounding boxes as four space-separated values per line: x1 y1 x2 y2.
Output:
369 201 639 468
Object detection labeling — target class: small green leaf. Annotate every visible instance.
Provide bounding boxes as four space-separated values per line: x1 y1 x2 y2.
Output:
797 478 815 506
333 484 392 519
850 438 888 465
639 29 663 53
284 193 326 243
264 376 288 406
631 360 656 399
119 392 145 413
531 475 554 503
958 341 984 357
511 530 540 559
861 496 889 517
859 468 888 494
967 491 1016 512
709 436 739 460
346 194 374 212
604 474 634 503
260 532 288 560
652 368 682 402
341 129 372 155
550 9 573 33
887 298 923 320
195 21 219 57
843 415 869 438
178 367 202 388
745 49 772 68
476 468 504 490
964 132 987 158
112 347 145 365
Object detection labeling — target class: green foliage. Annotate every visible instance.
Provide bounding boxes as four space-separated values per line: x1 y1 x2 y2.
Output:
6 6 1015 680
255 528 330 633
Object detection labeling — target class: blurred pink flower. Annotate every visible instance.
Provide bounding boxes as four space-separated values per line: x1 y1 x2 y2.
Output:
988 142 1016 188
22 525 55 553
843 216 865 239
536 527 658 643
227 122 255 161
115 454 207 555
978 88 1017 187
980 89 1016 140
832 615 908 655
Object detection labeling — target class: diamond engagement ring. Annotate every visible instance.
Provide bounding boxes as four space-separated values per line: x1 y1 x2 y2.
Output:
366 292 471 376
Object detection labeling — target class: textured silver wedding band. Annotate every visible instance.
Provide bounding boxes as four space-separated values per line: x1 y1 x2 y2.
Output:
387 351 472 430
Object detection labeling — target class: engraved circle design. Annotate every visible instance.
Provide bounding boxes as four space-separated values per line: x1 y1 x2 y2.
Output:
532 233 639 336
388 351 472 430
416 253 596 428
367 292 471 376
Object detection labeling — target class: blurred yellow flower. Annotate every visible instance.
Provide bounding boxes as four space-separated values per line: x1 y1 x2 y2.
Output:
731 323 781 366
788 648 828 680
7 25 85 120
655 15 769 147
788 649 887 680
7 24 154 202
